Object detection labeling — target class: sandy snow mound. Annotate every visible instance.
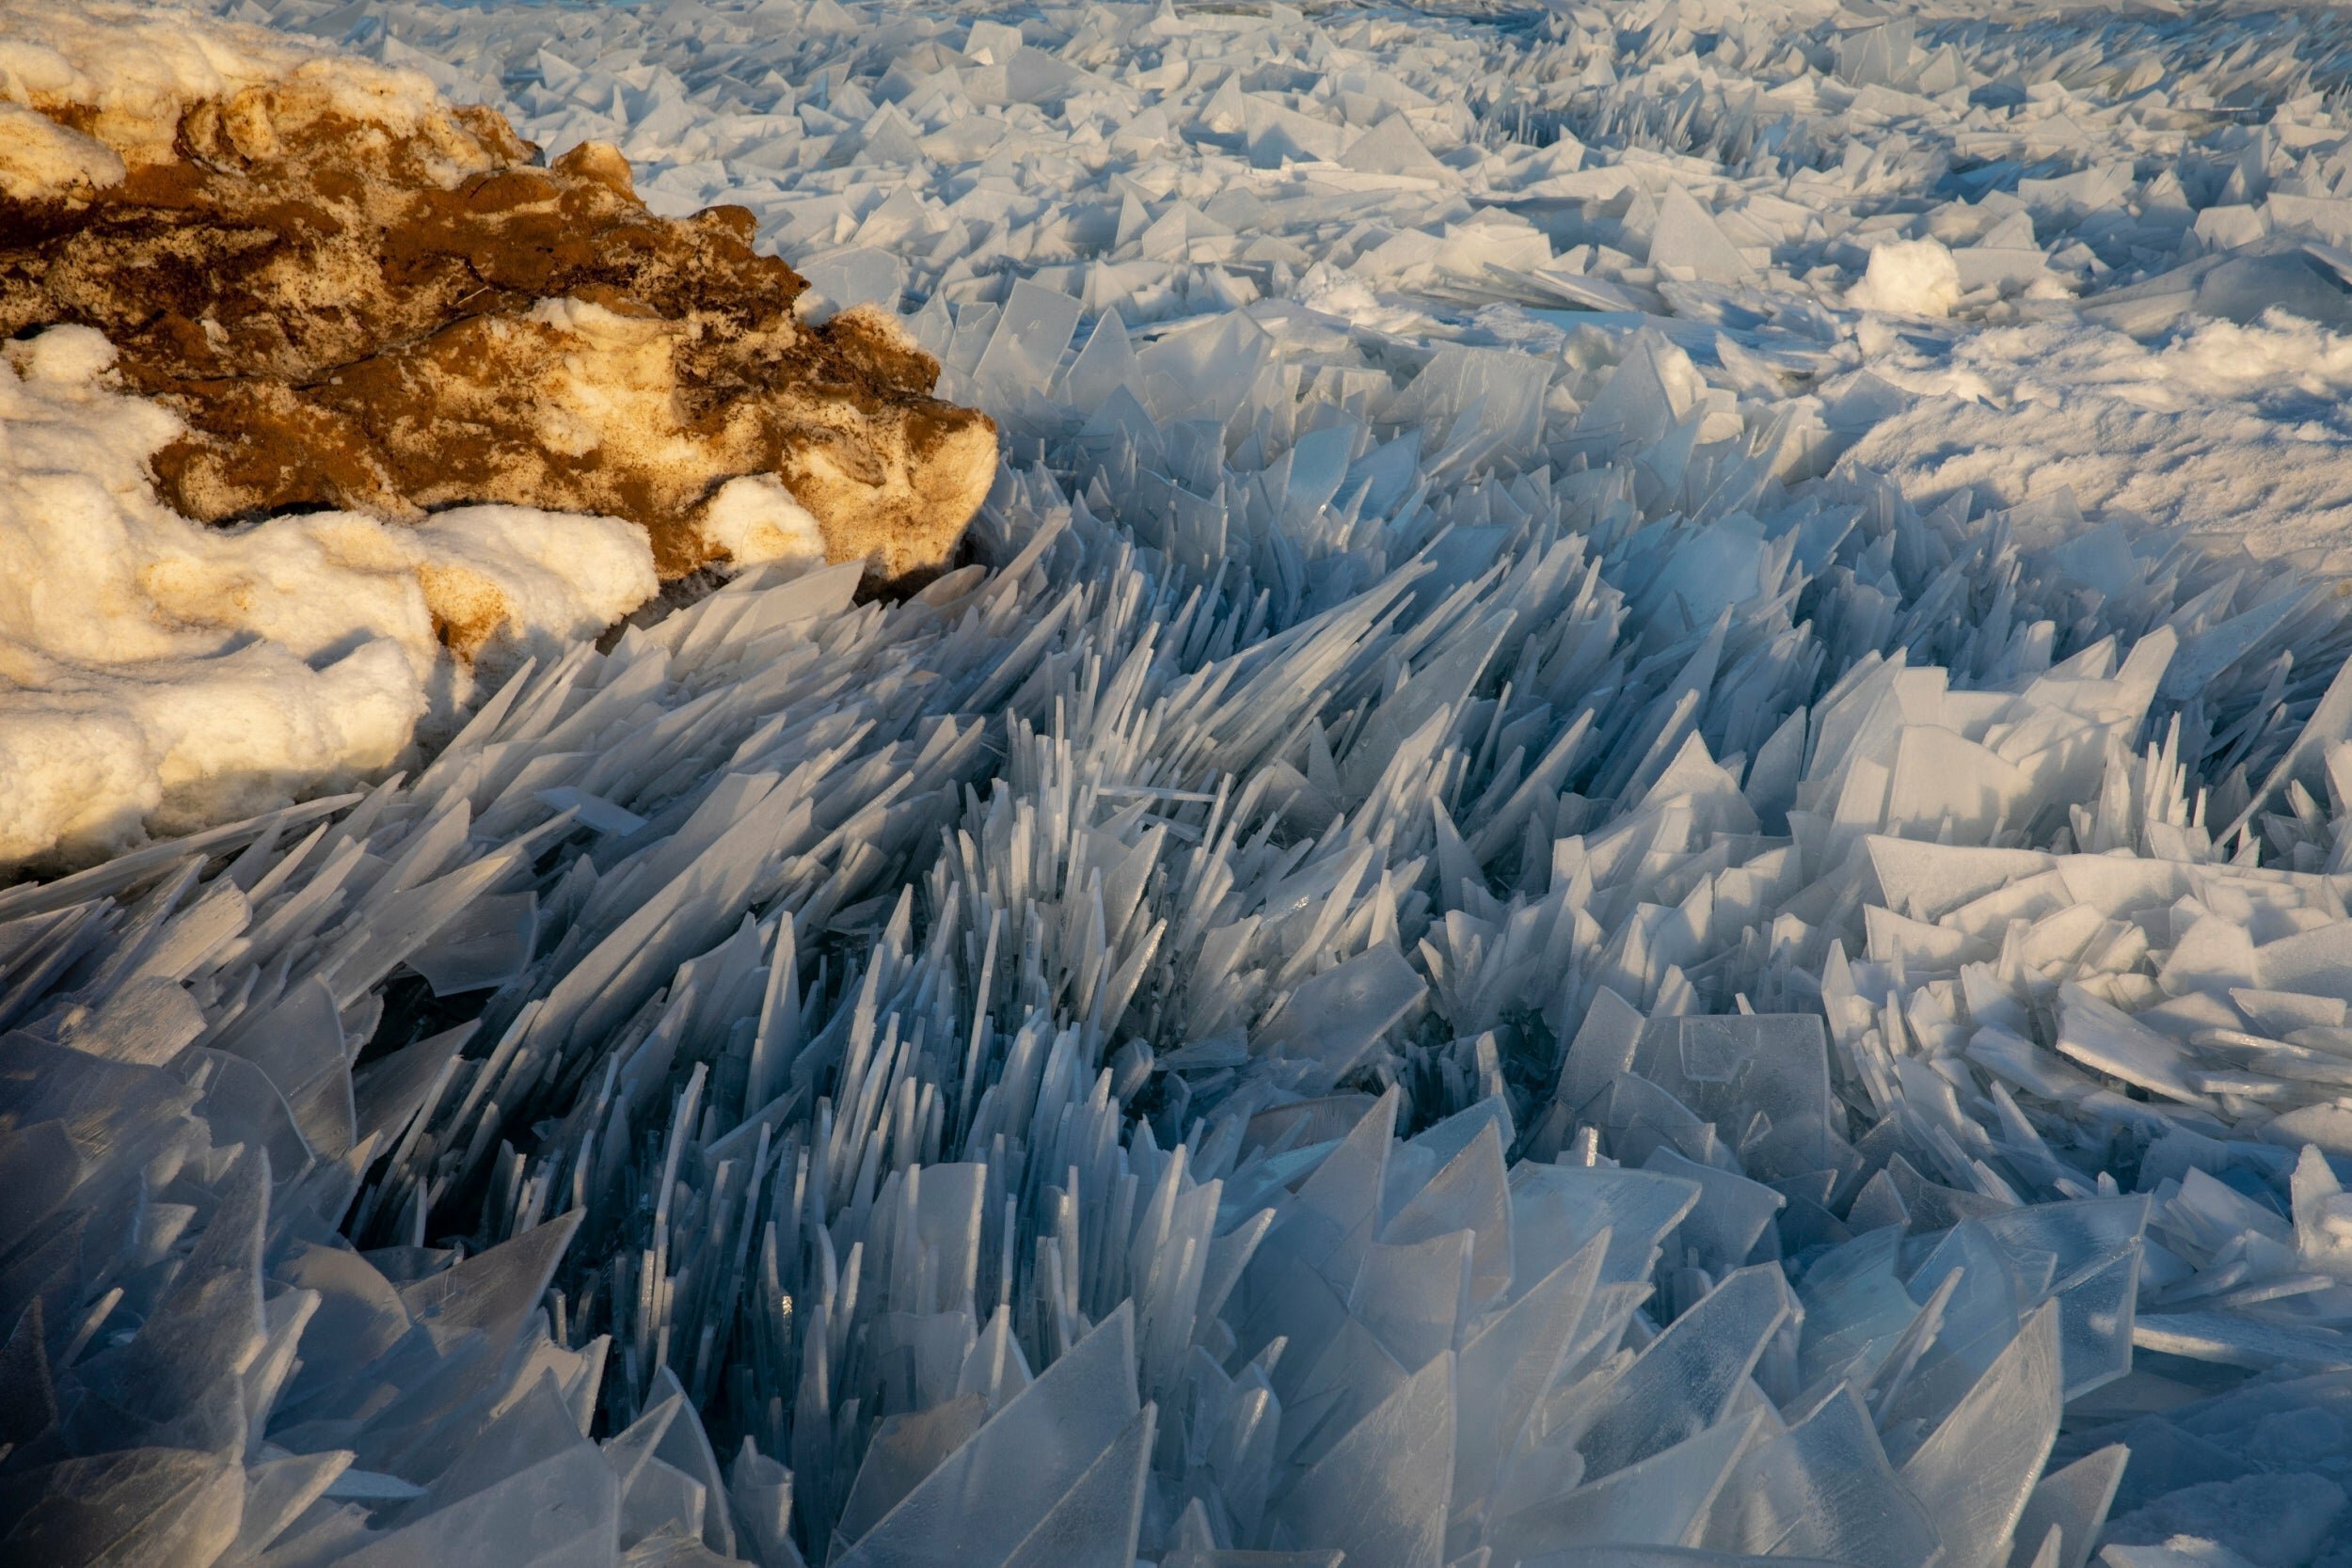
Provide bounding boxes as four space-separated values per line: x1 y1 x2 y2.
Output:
0 0 996 868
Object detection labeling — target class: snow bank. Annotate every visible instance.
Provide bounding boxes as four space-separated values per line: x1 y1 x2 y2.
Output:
0 326 653 864
1851 308 2352 571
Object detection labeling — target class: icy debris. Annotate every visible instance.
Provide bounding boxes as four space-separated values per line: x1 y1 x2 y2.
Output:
12 0 2352 1563
8 314 2349 1560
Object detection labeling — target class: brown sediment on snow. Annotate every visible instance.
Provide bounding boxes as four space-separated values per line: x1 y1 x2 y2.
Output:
0 46 997 584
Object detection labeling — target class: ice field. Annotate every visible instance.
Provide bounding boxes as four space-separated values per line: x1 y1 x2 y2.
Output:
20 0 2352 1563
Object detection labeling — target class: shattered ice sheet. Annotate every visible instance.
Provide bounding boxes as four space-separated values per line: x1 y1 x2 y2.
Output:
18 0 2352 1566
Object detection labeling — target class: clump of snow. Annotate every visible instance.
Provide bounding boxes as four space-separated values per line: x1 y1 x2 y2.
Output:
0 98 123 200
0 325 655 865
1849 236 1964 317
0 0 447 175
7 318 115 382
696 473 829 568
0 639 420 868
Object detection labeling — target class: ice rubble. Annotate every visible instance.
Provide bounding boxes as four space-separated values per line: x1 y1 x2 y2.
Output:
16 0 2352 1565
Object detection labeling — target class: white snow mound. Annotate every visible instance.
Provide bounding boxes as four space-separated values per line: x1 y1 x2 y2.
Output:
0 326 656 864
1849 236 1964 318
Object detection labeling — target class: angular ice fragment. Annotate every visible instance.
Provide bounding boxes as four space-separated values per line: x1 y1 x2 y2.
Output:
601 1386 684 1497
1510 1164 1700 1293
338 1424 619 1568
231 1448 354 1560
1134 312 1274 428
76 1145 267 1432
351 1023 474 1150
1579 1266 1789 1479
0 1299 56 1451
400 1210 581 1352
1899 1302 2062 1568
1382 1119 1512 1309
1557 989 1645 1121
2055 987 2215 1108
1350 1230 1470 1370
994 1404 1152 1568
1255 947 1425 1085
2194 251 2352 331
1340 116 1452 182
1271 1349 1454 1568
727 1437 797 1568
1057 311 1140 409
1385 348 1550 467
1492 1406 1760 1560
1715 1382 1938 1565
1454 1230 1609 1517
2127 1309 2352 1371
213 975 351 1155
646 1368 735 1557
68 976 205 1067
1242 93 1350 168
1649 185 1754 285
2010 1445 2125 1568
1643 1149 1784 1275
797 246 909 317
833 1306 1138 1568
0 1447 244 1568
834 1394 986 1547
421 1371 589 1514
1574 333 1700 449
972 280 1085 401
194 1051 311 1178
407 892 537 996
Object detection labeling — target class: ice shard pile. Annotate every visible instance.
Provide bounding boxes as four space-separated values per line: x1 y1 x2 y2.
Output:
16 0 2352 1566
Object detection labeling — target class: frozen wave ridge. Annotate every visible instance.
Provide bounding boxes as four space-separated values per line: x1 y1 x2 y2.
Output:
16 1 2352 1566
